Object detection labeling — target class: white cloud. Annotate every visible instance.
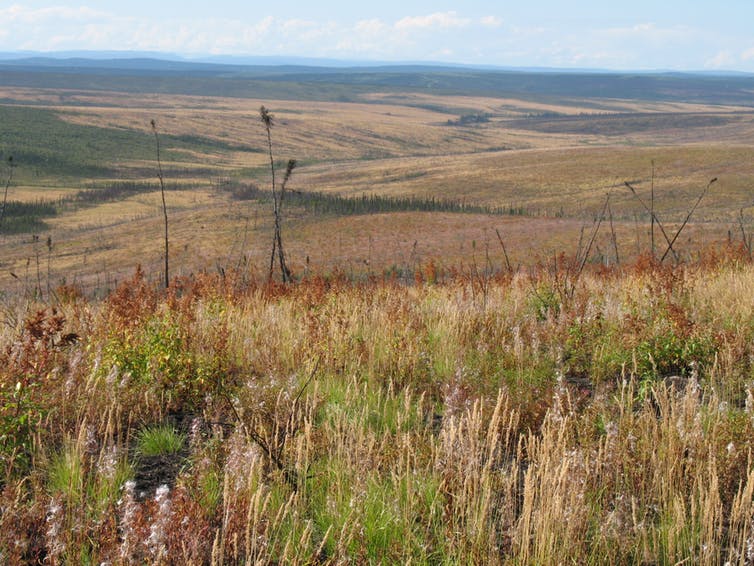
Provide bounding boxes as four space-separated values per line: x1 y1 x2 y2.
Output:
599 22 694 43
281 19 317 33
706 50 735 68
254 16 274 36
395 12 470 31
1 4 109 23
480 16 502 29
0 5 752 71
334 19 408 57
355 19 388 36
741 47 754 61
280 18 337 42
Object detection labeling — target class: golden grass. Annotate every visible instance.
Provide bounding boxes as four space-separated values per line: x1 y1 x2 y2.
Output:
1 85 754 289
293 144 754 220
9 85 753 171
0 191 734 294
5 80 754 562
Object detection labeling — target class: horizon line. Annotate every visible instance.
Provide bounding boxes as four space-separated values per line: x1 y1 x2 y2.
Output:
1 49 753 77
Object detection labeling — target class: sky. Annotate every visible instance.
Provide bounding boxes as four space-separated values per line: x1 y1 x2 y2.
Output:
2 1 754 71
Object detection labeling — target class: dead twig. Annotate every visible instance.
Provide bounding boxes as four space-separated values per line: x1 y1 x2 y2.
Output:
0 155 14 233
575 193 610 281
659 178 717 263
151 120 169 288
607 197 620 265
624 181 678 262
495 228 513 273
738 208 752 259
224 358 320 492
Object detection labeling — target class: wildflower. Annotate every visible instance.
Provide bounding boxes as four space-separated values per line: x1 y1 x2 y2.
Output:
97 445 119 481
85 425 99 455
119 370 132 389
46 496 65 560
119 481 138 562
189 417 204 451
549 368 569 424
105 364 119 387
147 485 172 560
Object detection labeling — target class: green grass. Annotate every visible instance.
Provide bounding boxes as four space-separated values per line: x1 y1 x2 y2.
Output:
135 424 185 458
47 442 85 504
0 105 244 180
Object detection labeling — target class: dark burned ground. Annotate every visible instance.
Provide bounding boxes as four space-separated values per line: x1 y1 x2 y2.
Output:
131 413 194 500
133 453 187 499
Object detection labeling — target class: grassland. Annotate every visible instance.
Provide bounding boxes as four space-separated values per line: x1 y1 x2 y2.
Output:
3 257 754 563
2 68 754 292
2 63 754 562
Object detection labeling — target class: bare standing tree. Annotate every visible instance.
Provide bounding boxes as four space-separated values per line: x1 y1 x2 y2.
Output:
151 120 170 288
0 155 14 233
260 106 296 283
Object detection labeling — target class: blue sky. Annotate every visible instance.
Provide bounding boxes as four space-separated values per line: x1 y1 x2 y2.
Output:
2 1 754 71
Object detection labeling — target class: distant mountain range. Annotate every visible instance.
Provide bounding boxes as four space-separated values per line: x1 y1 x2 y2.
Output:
1 51 754 107
1 50 752 77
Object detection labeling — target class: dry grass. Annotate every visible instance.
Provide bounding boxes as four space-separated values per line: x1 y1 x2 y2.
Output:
2 259 754 563
293 144 754 219
0 187 736 295
7 86 754 169
2 85 753 291
3 76 754 563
